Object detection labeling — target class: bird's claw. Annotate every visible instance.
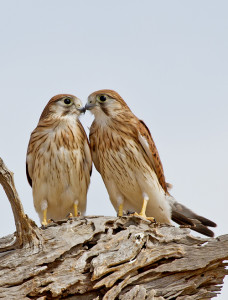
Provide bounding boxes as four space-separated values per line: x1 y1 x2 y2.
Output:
66 211 81 220
132 212 156 223
67 213 74 219
42 219 54 227
41 221 48 227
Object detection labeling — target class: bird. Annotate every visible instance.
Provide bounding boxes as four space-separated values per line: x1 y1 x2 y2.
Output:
85 89 216 237
26 94 92 226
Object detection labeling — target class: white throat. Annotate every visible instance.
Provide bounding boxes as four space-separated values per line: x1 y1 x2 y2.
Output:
93 108 110 127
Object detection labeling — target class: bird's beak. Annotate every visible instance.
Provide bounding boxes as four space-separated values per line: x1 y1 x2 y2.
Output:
85 102 96 111
77 107 86 114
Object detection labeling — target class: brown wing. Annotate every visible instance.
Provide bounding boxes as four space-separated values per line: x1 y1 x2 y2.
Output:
138 120 168 193
78 121 92 177
89 123 101 174
26 130 36 188
26 162 32 187
26 121 48 190
138 121 217 237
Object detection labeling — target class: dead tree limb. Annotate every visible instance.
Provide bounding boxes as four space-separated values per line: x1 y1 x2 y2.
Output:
0 157 227 299
0 158 42 251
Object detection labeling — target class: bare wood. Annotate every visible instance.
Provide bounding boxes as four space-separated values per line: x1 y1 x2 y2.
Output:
0 158 42 251
0 157 227 299
0 216 227 299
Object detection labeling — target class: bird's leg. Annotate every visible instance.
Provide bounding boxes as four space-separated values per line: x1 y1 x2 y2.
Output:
117 196 124 217
134 193 155 222
67 200 80 219
42 209 47 226
118 203 123 217
139 196 149 217
74 200 79 217
41 200 48 226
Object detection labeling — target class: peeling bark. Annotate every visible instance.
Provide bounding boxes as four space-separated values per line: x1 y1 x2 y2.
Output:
0 157 227 299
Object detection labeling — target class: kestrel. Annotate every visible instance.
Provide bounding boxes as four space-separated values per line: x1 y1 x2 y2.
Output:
85 89 216 237
26 94 92 225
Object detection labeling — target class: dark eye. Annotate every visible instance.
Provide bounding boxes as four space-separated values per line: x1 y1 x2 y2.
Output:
64 98 72 105
99 95 106 102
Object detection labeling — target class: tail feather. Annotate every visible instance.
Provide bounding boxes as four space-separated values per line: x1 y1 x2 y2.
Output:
192 215 216 228
172 211 195 226
169 198 217 237
189 222 215 238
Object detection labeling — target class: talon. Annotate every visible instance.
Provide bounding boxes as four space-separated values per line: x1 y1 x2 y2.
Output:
42 220 48 226
132 212 156 223
139 212 156 223
147 216 156 223
67 212 74 219
130 195 156 223
47 219 54 224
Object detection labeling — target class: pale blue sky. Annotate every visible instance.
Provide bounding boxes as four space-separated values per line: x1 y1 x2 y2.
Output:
0 1 227 298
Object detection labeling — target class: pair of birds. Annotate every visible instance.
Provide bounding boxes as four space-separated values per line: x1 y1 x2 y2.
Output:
26 90 216 237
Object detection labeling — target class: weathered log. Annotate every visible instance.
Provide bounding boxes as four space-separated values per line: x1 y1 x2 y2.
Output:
0 158 227 299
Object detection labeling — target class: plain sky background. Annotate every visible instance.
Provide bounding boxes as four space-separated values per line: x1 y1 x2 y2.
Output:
0 1 227 298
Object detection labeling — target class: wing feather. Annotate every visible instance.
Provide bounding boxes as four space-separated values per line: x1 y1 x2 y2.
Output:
137 120 168 193
26 162 32 187
89 123 100 174
26 130 37 188
78 121 92 176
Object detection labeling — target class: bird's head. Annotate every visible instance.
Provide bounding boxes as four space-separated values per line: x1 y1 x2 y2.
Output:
40 94 85 120
85 90 131 121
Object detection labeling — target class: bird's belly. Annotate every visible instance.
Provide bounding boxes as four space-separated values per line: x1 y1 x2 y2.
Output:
32 148 87 222
101 149 171 223
33 175 86 222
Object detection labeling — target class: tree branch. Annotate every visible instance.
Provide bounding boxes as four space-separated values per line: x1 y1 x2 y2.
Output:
0 157 227 299
0 158 42 251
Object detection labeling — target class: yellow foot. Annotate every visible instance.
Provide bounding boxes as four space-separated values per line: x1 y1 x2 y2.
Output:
67 212 74 219
42 219 53 226
130 194 155 222
42 220 48 226
132 212 156 223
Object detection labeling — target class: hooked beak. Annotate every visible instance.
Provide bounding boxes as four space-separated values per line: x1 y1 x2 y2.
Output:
85 102 96 111
77 106 86 114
